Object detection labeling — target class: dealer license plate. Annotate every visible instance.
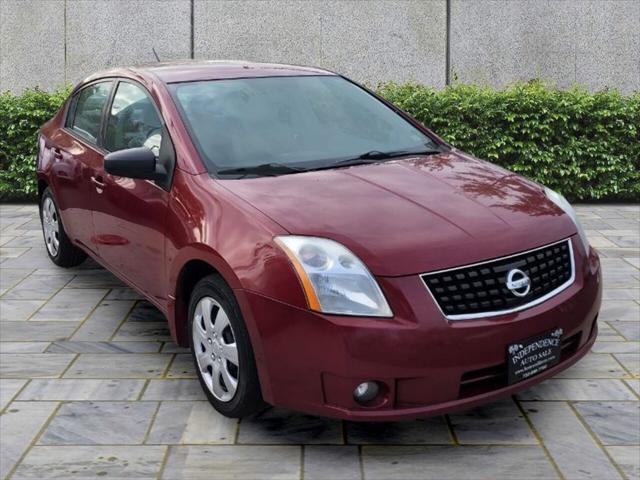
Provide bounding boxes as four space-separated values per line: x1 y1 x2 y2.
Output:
507 328 563 385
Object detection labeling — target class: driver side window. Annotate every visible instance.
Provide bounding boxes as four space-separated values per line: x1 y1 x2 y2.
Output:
104 82 162 156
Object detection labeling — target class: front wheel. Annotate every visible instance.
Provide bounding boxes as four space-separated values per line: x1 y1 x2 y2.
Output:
189 274 265 417
40 188 87 268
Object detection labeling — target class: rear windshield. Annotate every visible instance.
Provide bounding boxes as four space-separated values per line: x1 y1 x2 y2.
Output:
169 75 438 175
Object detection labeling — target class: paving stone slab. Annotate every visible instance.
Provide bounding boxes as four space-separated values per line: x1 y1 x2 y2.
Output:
304 445 362 480
0 235 23 249
601 301 640 321
65 270 126 289
0 353 75 378
555 352 629 379
602 288 640 301
238 407 343 445
0 268 32 295
0 246 30 258
362 445 557 480
625 379 640 396
147 401 237 444
18 379 145 401
614 353 640 377
610 236 640 248
105 287 145 300
161 445 301 479
522 401 622 479
346 417 451 445
46 340 161 354
609 321 640 341
0 321 76 342
113 320 172 341
64 353 173 379
449 398 537 445
160 342 191 353
606 446 640 480
518 379 638 401
2 236 45 248
0 378 27 410
623 257 640 269
0 249 64 270
0 401 58 478
69 300 136 341
142 379 207 401
12 445 167 479
0 299 46 321
166 353 197 378
38 401 158 445
0 342 50 353
1 273 73 300
592 341 640 354
128 301 167 322
30 288 107 322
573 401 640 445
596 321 627 341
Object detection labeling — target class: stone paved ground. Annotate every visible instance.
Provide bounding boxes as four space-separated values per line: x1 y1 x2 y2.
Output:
0 203 638 480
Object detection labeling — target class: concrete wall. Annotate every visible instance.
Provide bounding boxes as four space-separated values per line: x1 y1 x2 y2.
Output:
1 0 638 93
450 0 640 93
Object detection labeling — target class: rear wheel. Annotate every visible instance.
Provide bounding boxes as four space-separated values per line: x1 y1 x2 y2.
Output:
189 274 264 417
39 188 86 267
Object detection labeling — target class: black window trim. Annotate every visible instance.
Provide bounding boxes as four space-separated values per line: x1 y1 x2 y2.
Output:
62 77 176 191
101 77 177 191
63 79 116 150
101 78 171 154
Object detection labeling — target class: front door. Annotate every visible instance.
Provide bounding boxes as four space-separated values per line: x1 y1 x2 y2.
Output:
91 80 174 306
49 81 114 251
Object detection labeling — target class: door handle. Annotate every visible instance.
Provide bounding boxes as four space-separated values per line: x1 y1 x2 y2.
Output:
91 176 106 190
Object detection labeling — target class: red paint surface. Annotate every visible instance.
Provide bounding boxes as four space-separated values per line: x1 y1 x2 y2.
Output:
38 62 601 420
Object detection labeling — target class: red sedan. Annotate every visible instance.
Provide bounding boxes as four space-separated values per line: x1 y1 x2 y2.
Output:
37 61 601 420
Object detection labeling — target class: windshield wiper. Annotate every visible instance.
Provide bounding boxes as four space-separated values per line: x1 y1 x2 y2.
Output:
331 148 443 167
217 162 306 178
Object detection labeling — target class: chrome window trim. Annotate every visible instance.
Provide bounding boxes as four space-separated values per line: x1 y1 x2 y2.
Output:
420 238 576 321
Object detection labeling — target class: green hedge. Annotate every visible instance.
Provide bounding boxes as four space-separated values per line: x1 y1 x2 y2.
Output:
0 86 71 201
378 81 639 201
1 82 638 202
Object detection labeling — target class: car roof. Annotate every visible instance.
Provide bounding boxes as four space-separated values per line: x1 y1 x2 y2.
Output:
82 60 336 86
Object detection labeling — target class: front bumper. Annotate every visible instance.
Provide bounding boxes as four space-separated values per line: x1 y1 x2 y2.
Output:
238 238 602 421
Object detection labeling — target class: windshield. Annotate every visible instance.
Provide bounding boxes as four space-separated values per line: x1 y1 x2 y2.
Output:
169 75 440 176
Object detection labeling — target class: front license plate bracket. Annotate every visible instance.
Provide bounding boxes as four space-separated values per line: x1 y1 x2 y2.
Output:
507 328 563 384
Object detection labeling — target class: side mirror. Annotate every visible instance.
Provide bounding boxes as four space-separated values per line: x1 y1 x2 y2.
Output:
104 147 166 180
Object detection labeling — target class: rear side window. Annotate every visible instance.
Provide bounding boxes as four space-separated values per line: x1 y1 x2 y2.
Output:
104 82 163 155
66 81 113 143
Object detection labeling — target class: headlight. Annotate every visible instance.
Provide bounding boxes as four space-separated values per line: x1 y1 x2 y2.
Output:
275 236 393 317
544 187 590 253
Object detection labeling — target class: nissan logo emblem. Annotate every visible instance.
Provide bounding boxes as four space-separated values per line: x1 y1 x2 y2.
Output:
506 268 531 297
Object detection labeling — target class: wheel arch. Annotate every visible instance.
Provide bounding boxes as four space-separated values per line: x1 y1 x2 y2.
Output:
169 251 273 401
169 246 243 347
37 178 48 204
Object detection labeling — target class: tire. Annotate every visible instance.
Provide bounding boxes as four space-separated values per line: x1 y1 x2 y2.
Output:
39 187 87 268
188 274 265 417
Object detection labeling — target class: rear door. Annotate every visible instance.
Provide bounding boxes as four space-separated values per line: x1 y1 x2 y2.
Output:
91 80 175 305
49 81 114 251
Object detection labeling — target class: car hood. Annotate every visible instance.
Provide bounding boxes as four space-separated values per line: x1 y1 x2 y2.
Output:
219 150 576 276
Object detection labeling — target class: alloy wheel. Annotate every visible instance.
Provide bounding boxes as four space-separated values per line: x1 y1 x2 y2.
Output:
42 197 60 257
192 296 240 402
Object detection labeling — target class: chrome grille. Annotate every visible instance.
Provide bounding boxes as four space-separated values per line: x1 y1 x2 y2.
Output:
421 239 574 320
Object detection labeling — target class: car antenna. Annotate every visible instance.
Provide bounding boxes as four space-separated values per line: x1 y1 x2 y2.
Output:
152 47 161 62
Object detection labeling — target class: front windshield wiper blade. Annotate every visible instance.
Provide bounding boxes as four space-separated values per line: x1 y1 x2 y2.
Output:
331 148 443 167
216 162 306 178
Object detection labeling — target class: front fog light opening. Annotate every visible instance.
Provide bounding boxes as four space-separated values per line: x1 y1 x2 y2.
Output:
353 381 381 405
